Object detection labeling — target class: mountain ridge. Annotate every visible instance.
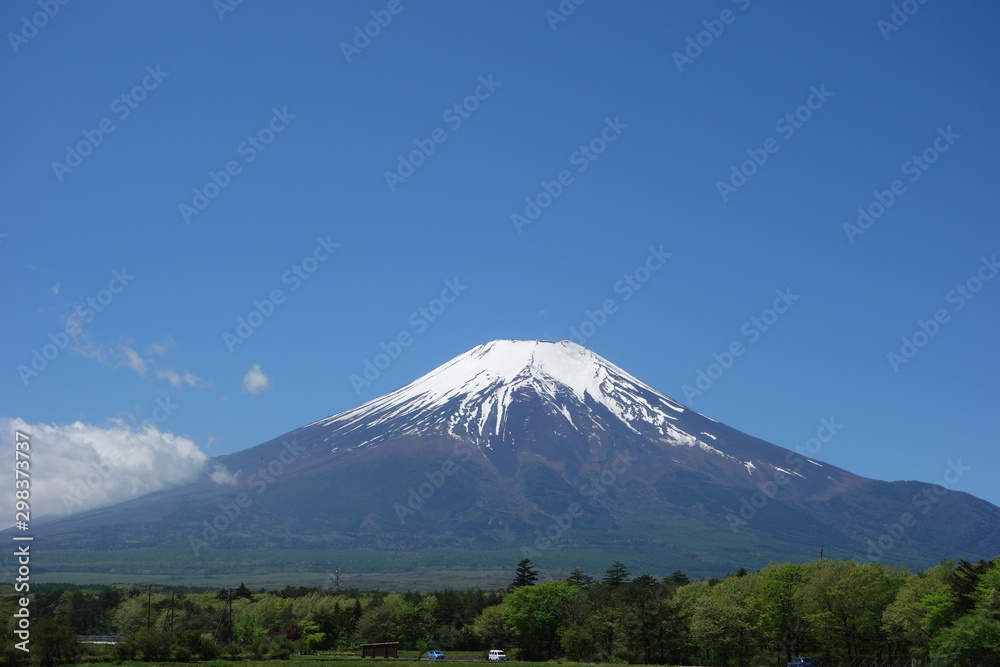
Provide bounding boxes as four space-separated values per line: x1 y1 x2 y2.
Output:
18 339 1000 581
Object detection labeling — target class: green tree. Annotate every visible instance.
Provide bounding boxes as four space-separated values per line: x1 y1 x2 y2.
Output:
690 572 760 667
509 558 538 590
132 629 171 661
947 558 995 616
234 582 255 601
882 563 950 657
929 613 1000 666
566 568 594 588
390 596 438 649
603 560 630 587
471 603 510 650
502 580 574 660
751 562 805 661
798 559 904 658
667 570 690 586
560 621 598 662
618 579 682 664
355 594 403 645
670 579 713 665
973 563 1000 619
29 618 80 667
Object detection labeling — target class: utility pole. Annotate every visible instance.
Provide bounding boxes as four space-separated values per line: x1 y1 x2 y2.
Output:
214 589 234 644
146 585 152 633
162 593 175 633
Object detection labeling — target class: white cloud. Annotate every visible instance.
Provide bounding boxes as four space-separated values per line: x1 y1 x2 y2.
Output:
209 465 238 486
71 335 207 389
0 417 212 523
146 337 175 357
156 368 184 387
242 364 271 396
52 283 60 296
182 370 203 387
156 368 204 388
119 345 150 375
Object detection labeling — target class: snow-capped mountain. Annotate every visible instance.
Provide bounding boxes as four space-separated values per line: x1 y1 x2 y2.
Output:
291 339 819 487
311 339 698 448
23 340 1000 582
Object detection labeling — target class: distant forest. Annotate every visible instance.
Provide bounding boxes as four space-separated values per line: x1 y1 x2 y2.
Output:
2 556 999 666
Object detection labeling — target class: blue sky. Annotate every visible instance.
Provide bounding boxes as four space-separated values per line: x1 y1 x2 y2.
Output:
3 0 999 513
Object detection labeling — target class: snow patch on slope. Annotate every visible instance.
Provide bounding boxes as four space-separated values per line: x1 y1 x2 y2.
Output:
309 339 699 451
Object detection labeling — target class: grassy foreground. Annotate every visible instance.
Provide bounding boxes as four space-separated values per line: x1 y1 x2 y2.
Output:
79 661 666 667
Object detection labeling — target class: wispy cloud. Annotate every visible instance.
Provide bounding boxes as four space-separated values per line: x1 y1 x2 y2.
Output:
70 335 207 389
119 345 150 375
243 363 272 396
146 337 176 357
156 368 204 388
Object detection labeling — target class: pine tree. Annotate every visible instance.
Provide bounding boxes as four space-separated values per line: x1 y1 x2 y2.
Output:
603 560 630 586
567 568 594 588
510 558 539 589
233 583 255 601
667 570 690 585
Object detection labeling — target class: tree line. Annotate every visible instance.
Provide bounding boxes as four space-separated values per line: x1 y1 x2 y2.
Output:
2 556 999 666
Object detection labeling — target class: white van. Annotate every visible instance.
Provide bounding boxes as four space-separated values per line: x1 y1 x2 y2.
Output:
488 650 507 662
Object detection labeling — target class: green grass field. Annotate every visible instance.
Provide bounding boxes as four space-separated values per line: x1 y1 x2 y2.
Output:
79 660 659 667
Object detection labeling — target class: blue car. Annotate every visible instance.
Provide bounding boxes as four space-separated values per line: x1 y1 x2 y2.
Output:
427 651 444 660
787 659 815 667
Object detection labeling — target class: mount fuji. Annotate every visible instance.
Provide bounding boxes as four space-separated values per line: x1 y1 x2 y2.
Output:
25 339 1000 583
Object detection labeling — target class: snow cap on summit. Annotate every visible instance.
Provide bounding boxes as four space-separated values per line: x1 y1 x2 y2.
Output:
311 339 691 446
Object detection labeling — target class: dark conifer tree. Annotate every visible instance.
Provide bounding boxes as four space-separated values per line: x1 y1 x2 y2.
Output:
510 558 539 589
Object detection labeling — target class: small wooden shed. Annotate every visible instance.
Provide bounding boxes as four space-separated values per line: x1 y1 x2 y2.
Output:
361 642 400 658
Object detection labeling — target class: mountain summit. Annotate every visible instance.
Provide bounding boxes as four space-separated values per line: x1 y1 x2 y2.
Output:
311 339 692 450
24 339 1000 582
